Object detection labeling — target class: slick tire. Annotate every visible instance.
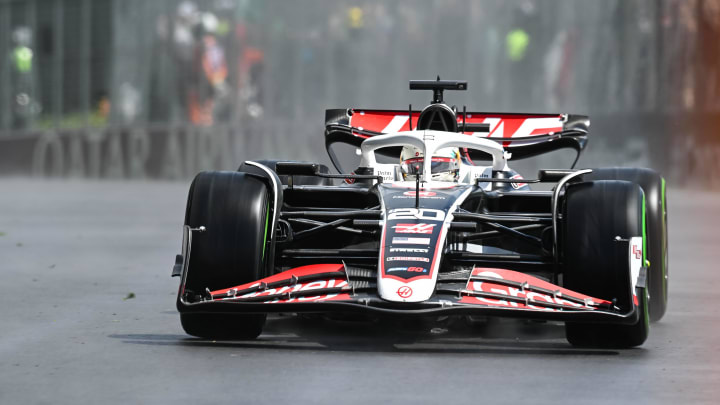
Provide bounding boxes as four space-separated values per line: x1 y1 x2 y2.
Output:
180 171 270 339
238 160 333 186
180 313 266 340
586 168 668 321
563 180 650 348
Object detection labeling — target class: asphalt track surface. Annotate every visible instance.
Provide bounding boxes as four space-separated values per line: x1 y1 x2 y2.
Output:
1 178 719 404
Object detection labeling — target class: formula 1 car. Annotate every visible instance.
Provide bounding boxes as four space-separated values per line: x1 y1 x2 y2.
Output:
172 79 669 348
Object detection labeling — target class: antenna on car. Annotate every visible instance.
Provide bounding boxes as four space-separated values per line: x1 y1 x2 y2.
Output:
409 76 467 104
415 166 421 208
462 105 467 133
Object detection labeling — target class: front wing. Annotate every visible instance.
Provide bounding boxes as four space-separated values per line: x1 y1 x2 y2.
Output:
178 264 641 324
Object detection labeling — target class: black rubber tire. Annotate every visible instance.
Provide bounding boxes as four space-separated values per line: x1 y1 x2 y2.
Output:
180 171 270 339
563 180 650 348
180 313 266 340
238 160 333 186
586 168 668 321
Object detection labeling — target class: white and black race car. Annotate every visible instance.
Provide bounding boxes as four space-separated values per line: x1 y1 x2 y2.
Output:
172 79 669 348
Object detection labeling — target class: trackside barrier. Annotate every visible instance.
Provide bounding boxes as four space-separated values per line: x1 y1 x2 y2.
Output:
0 125 241 179
0 114 717 186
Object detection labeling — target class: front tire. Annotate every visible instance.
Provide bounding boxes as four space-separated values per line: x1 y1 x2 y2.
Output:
180 313 266 340
563 180 650 348
179 171 271 339
586 168 668 321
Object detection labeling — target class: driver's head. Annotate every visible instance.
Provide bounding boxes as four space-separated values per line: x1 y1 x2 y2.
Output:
400 146 461 182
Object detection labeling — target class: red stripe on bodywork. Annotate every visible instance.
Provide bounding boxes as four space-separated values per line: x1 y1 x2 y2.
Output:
347 110 562 139
350 111 420 133
210 263 351 303
459 267 612 311
212 263 344 295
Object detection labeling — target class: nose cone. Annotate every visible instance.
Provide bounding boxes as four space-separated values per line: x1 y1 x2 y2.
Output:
375 183 473 302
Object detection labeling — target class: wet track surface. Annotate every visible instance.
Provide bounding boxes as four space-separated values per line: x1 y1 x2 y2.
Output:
1 178 719 404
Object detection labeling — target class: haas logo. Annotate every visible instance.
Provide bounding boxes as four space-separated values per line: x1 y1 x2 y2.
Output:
393 223 436 234
397 286 413 298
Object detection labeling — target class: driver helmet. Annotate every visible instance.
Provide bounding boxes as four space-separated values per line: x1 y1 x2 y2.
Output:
400 146 461 182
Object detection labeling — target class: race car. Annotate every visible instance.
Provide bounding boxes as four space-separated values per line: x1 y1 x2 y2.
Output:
172 79 669 348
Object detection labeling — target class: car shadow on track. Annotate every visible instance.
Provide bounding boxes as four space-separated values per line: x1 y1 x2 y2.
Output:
109 314 623 356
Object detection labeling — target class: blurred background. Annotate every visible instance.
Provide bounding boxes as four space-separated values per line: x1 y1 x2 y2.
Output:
0 0 718 186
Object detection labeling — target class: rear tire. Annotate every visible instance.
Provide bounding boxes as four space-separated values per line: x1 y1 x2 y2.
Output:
585 168 668 321
563 180 650 348
180 171 270 339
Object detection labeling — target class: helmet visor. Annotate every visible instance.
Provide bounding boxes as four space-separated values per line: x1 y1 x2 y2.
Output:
401 157 458 177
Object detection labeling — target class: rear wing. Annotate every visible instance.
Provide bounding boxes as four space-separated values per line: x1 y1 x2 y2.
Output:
325 109 589 172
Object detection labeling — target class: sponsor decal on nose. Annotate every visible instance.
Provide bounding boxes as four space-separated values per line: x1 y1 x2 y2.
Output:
391 237 431 245
386 256 430 262
389 247 429 253
386 267 428 273
392 223 436 234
